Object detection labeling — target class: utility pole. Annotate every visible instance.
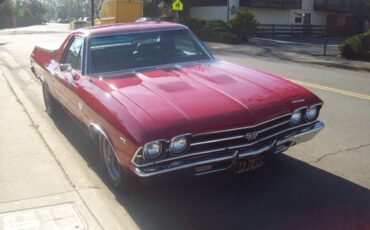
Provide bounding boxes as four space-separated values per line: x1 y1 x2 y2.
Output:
227 0 230 22
91 0 95 26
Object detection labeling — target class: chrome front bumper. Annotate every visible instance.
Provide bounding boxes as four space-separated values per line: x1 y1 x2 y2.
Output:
134 121 325 179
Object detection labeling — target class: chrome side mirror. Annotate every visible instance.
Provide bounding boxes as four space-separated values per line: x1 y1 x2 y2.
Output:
59 63 72 72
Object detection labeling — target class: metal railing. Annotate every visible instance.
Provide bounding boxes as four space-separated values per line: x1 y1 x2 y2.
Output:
256 24 349 36
313 0 351 12
239 0 302 9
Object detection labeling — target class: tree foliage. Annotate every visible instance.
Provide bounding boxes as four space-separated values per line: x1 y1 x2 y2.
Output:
229 10 258 42
0 0 16 16
0 0 47 17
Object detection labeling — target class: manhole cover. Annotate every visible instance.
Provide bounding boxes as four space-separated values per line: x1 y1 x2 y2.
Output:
0 203 87 230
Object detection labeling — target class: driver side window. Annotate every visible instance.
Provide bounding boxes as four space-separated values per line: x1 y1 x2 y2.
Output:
64 36 83 71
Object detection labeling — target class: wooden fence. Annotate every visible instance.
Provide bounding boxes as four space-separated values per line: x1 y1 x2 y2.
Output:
257 24 349 36
0 16 42 29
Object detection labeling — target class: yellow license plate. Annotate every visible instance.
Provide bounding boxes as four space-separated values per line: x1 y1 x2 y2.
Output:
236 155 265 173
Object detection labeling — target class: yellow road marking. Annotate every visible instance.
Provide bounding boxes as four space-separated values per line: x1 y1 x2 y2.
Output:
287 79 370 101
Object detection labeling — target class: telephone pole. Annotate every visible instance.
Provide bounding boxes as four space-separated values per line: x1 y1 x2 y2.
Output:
91 0 95 26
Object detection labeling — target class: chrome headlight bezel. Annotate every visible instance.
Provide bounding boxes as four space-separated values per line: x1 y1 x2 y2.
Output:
305 106 319 121
291 109 303 125
170 134 190 154
143 140 164 160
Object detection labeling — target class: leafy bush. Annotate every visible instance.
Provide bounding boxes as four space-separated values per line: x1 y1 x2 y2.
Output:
186 18 206 35
186 19 241 44
339 31 370 60
70 20 87 30
216 31 242 44
203 20 241 43
229 10 258 42
186 10 257 44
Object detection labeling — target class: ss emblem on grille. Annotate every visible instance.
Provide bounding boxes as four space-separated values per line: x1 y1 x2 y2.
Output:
245 132 258 141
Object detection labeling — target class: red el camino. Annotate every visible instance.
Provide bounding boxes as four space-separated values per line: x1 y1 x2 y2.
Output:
30 22 324 188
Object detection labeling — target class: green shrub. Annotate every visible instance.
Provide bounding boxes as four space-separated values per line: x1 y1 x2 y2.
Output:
339 31 370 60
70 20 87 30
186 18 206 35
217 32 242 44
202 20 241 43
186 19 241 44
229 10 258 42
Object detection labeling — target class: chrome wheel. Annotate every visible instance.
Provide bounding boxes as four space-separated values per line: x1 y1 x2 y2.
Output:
99 134 123 186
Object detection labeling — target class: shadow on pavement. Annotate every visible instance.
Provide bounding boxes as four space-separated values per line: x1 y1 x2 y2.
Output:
207 36 344 64
53 111 370 230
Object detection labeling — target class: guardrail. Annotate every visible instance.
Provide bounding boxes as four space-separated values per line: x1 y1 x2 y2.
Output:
256 24 349 36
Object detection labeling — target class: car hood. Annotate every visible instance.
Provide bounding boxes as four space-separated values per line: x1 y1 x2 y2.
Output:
96 60 322 143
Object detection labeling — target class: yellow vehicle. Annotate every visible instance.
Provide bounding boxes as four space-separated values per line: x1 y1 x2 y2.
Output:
97 0 143 25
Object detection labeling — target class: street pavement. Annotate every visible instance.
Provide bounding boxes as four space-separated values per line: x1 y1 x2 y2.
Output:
206 36 370 72
0 24 370 230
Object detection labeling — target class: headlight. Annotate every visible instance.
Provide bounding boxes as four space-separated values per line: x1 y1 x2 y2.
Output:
143 141 163 159
306 106 318 121
291 110 303 125
170 135 189 154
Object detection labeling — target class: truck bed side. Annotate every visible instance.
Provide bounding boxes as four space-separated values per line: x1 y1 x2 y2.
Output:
30 42 61 82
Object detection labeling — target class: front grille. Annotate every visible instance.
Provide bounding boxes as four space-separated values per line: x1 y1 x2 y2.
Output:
189 114 291 154
133 113 320 167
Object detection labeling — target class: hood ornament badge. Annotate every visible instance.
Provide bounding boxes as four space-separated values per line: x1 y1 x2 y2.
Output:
245 132 258 141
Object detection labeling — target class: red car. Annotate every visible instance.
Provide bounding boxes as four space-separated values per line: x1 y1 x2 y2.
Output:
30 22 324 188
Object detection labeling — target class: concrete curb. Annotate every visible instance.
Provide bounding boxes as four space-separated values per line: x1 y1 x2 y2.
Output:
299 61 370 73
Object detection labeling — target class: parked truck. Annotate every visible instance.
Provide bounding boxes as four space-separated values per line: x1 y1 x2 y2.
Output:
97 0 143 25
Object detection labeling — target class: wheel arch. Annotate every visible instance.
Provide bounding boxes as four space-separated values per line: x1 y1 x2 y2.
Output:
88 123 120 161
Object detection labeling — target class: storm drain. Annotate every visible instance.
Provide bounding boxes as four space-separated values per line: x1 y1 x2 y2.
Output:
0 203 87 230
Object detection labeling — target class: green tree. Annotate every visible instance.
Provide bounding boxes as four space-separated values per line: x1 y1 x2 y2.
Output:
0 0 16 16
23 0 47 17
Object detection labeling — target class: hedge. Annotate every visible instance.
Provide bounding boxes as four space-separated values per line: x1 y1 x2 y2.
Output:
186 10 258 44
339 30 370 60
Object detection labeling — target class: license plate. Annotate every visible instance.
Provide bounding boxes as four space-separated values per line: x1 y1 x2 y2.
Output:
236 155 265 174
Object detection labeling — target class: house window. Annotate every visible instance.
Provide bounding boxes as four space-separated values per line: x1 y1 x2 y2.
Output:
295 17 302 23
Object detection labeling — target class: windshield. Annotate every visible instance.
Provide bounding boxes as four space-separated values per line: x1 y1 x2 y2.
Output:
89 29 211 74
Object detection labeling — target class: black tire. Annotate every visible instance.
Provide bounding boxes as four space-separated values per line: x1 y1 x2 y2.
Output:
98 133 135 191
42 83 60 118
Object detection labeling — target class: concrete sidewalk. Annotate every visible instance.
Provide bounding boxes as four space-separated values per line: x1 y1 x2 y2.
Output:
206 37 370 73
0 53 137 229
0 69 100 229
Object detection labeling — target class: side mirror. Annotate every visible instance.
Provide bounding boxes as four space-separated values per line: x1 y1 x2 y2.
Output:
59 63 72 72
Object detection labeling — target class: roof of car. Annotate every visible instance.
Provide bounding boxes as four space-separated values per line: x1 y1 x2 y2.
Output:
76 21 187 37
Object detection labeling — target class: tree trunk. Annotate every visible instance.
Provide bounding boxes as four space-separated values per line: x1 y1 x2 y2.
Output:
151 0 159 17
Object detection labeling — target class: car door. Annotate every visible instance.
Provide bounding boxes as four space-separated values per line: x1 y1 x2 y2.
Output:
54 36 84 119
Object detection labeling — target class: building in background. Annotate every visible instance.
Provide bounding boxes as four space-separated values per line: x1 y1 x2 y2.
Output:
187 0 368 34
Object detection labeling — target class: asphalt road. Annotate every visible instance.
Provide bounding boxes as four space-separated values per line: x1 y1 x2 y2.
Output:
0 24 369 230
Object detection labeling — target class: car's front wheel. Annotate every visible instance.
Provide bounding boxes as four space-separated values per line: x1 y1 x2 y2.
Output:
98 133 132 189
